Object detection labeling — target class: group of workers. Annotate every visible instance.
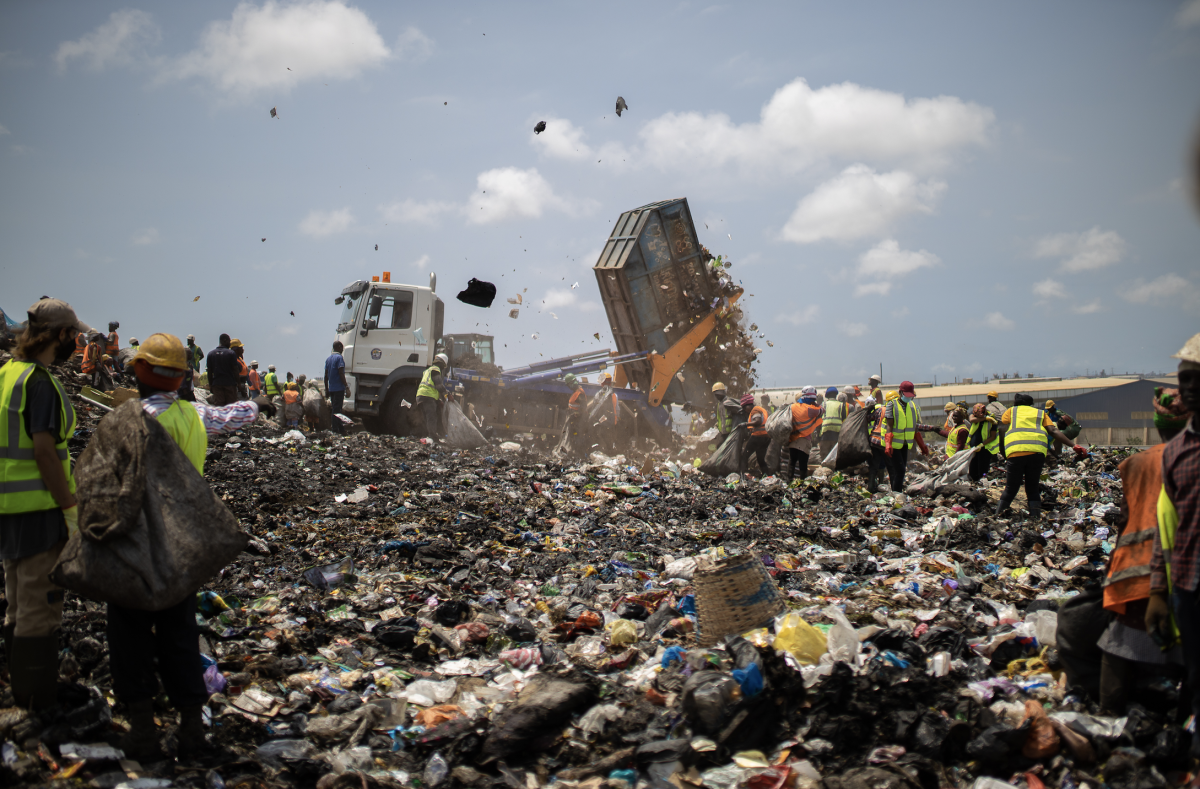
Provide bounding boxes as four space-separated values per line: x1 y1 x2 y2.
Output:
2 298 278 758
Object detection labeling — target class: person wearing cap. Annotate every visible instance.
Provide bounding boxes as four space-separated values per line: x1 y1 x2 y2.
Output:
866 393 890 493
229 339 250 400
985 390 1006 420
819 386 848 462
0 299 88 709
709 382 741 437
416 353 449 439
995 393 1087 519
111 332 273 759
841 385 859 414
205 334 240 406
324 341 348 434
938 402 957 437
784 386 823 482
739 393 771 477
185 334 203 372
883 381 937 493
247 360 262 399
1146 332 1200 757
967 403 1002 481
867 374 883 405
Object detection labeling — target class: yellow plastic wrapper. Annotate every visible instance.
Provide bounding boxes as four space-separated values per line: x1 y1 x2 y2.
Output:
606 618 638 646
773 612 827 665
742 628 774 648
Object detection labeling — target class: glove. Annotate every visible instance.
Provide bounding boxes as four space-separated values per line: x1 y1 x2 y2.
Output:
884 432 894 457
1071 444 1088 457
252 396 276 418
63 505 79 538
915 431 930 457
1145 593 1173 645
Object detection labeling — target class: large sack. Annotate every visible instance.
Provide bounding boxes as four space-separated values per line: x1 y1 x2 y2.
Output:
905 446 978 496
834 408 873 470
698 426 746 477
301 381 332 430
766 404 792 443
50 400 248 611
445 401 487 449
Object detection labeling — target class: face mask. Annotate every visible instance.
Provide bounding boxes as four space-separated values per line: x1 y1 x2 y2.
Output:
901 395 911 404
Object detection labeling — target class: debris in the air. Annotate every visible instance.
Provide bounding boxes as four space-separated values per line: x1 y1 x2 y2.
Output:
593 332 600 340
530 333 539 340
444 101 448 105
766 340 774 347
269 107 278 118
456 278 496 308
507 294 523 305
261 238 266 242
534 121 546 134
571 282 579 289
508 308 519 319
375 244 378 251
549 312 558 319
193 296 200 302
728 233 732 239
290 311 295 316
615 96 628 116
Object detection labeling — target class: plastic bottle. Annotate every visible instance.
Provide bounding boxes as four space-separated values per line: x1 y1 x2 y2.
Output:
425 752 449 787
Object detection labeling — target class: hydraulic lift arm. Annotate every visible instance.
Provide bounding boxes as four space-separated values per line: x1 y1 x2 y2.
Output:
643 289 743 407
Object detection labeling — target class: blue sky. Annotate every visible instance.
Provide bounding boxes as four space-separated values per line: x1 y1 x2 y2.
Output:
2 1 1198 386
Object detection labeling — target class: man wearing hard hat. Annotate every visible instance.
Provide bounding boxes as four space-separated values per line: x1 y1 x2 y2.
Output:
1147 332 1200 759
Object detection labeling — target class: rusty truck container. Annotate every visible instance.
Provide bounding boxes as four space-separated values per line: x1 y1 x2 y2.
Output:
593 198 721 407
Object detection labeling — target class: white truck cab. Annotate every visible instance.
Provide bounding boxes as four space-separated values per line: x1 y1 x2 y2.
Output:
334 272 443 433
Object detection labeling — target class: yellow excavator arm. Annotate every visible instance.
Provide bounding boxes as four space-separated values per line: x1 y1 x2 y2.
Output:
644 289 743 407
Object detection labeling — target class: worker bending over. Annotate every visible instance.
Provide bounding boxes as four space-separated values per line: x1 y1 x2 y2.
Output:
416 353 449 440
967 403 1002 481
739 393 771 477
710 382 742 438
995 393 1087 519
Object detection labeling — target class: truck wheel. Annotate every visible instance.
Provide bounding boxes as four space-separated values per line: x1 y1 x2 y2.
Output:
383 381 420 437
360 414 383 434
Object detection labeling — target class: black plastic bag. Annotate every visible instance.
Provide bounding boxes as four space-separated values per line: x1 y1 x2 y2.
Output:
698 426 746 477
456 278 497 308
835 408 873 470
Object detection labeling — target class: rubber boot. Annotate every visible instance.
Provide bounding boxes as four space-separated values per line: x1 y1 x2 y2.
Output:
175 705 208 760
9 635 59 710
120 699 165 762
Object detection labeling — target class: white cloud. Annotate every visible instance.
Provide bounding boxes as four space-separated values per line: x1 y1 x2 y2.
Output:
854 281 892 297
413 254 429 270
379 199 456 225
166 1 390 95
531 117 593 161
891 307 910 318
278 324 301 337
983 311 1015 330
465 167 593 224
0 124 8 136
838 320 868 337
781 165 946 243
851 239 940 297
1033 226 1127 272
776 306 820 326
1032 278 1066 300
1121 274 1199 308
1072 299 1102 314
932 363 955 373
131 227 159 246
55 9 159 72
1177 0 1200 28
541 289 579 310
395 26 433 62
298 207 354 238
639 77 994 175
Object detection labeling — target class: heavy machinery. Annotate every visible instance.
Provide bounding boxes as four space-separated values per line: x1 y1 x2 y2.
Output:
333 197 748 442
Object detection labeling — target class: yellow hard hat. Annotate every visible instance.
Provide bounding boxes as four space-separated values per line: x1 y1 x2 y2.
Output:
943 402 956 412
101 354 111 361
602 372 613 381
134 333 187 370
287 382 298 390
230 338 244 348
885 390 899 401
987 390 999 398
1045 400 1055 408
711 382 726 392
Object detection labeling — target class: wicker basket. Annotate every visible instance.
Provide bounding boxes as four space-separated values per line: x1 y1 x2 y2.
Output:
693 554 786 646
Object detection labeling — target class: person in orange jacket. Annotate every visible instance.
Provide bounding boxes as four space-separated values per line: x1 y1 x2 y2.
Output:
784 387 823 482
739 393 771 477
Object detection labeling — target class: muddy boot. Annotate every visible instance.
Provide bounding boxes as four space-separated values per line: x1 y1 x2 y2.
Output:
10 636 59 711
120 700 165 762
174 705 208 760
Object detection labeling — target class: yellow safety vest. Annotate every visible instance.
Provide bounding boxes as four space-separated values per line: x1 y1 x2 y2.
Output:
969 419 1001 455
946 425 967 456
417 365 441 400
154 398 207 475
1005 405 1049 456
715 398 735 434
822 400 846 435
0 361 77 513
264 372 282 397
1156 485 1182 639
891 400 920 449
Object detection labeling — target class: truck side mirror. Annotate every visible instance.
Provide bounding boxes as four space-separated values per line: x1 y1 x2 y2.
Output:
334 296 345 305
361 318 377 336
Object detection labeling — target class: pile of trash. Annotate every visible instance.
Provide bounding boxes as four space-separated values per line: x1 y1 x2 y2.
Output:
0 363 1191 789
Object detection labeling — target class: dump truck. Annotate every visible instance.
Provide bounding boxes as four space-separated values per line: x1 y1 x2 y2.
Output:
332 197 746 442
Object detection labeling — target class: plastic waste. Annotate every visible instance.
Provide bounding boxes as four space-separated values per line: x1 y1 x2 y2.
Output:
425 752 449 787
774 612 827 665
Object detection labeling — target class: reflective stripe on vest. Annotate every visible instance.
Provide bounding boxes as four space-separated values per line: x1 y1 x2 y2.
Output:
264 372 282 397
892 400 919 449
969 420 1001 454
946 425 967 457
789 403 822 442
417 365 441 400
0 361 76 514
74 334 87 355
107 332 119 354
1006 405 1049 455
154 398 207 475
715 401 732 433
749 406 769 437
822 400 845 434
82 344 101 374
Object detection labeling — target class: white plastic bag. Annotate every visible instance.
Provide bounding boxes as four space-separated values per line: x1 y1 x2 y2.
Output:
823 605 860 664
821 443 838 469
445 401 486 449
766 405 792 442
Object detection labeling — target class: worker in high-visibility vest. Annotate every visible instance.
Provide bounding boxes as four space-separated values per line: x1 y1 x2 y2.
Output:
785 387 823 482
883 380 938 493
945 408 968 456
709 382 741 437
967 403 1002 481
248 360 262 399
1146 333 1200 756
560 374 588 454
110 332 273 760
415 354 449 439
819 386 847 462
995 392 1087 519
865 395 888 493
1 298 89 711
740 393 771 477
867 374 883 405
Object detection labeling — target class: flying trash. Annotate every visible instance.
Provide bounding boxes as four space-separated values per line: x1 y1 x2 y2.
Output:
615 96 628 116
508 309 520 319
456 278 496 308
270 107 278 118
533 121 546 134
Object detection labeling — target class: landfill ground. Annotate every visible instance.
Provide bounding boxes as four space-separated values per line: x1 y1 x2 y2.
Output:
0 362 1192 789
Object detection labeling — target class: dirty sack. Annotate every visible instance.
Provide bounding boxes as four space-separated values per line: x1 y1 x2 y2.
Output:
699 425 747 477
50 400 248 610
301 381 332 430
906 446 979 495
456 277 497 308
445 400 487 449
833 408 873 470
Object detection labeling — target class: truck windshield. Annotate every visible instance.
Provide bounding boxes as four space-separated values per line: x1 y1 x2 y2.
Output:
337 293 363 333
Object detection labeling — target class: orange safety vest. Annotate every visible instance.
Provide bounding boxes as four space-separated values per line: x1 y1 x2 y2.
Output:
106 332 119 355
81 343 101 374
74 334 87 356
568 389 584 412
248 369 261 391
789 403 822 443
1103 444 1166 615
610 393 620 423
283 390 300 405
749 405 769 437
237 358 249 380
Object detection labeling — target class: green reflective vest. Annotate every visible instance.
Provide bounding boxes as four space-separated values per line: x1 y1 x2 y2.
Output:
969 419 1001 455
1006 405 1050 455
715 398 734 434
417 365 442 400
0 361 76 514
821 400 846 435
264 372 282 397
891 399 920 449
946 425 968 457
155 398 207 475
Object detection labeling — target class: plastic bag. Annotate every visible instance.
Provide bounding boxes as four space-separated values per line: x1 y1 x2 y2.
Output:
821 443 838 469
445 401 487 449
824 605 860 663
833 408 872 470
774 612 827 665
698 426 746 477
766 405 792 442
906 446 979 495
606 618 638 646
1021 699 1060 759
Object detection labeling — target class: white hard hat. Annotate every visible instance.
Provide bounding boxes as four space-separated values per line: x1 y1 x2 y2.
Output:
250 360 259 366
1173 332 1200 365
434 353 449 366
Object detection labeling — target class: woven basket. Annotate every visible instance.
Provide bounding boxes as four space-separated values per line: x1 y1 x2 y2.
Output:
693 554 786 646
